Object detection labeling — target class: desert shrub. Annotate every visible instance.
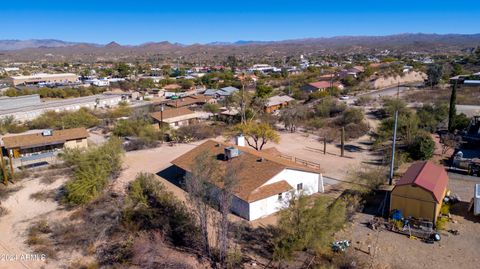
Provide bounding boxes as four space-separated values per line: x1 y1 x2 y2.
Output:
304 117 326 130
62 137 123 205
344 122 369 140
315 97 346 118
407 132 435 160
0 116 28 135
123 173 199 247
28 108 99 130
451 113 470 131
354 95 373 106
26 219 57 259
175 123 222 141
273 195 347 261
340 108 364 125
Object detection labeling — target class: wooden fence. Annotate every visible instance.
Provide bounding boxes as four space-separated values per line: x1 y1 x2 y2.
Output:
279 154 321 170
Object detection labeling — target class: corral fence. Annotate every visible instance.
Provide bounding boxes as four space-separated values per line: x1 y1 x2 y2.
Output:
279 154 321 170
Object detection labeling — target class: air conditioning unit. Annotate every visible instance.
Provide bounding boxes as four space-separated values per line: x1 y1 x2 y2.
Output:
224 147 240 160
42 129 53 136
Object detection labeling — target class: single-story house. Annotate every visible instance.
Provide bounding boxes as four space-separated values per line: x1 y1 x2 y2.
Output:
204 86 240 98
150 107 208 129
1 128 89 168
265 95 295 113
390 161 449 224
301 81 344 93
171 139 324 221
166 94 215 108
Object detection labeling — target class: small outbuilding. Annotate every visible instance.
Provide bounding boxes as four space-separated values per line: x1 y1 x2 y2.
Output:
390 161 449 224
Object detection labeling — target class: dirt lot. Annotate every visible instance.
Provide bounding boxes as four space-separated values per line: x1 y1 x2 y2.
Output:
338 177 480 269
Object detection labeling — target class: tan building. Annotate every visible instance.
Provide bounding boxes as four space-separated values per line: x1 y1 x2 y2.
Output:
390 161 448 224
150 107 209 129
1 128 89 168
9 73 79 86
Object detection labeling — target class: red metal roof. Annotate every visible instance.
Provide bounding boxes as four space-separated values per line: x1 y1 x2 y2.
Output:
395 161 448 203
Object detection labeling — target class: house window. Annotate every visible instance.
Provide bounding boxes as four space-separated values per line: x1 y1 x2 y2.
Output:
278 193 283 200
76 139 83 143
297 183 303 191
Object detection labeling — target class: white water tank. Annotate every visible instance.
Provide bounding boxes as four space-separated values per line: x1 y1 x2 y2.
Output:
235 134 245 147
475 184 480 216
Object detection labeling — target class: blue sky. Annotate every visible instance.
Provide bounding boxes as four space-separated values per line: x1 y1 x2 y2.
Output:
2 0 480 45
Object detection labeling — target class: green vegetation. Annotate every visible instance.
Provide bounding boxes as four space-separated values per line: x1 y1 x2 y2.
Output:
3 86 105 99
28 108 100 130
273 195 347 261
377 98 439 161
113 118 158 140
0 116 28 134
124 173 199 247
62 138 123 205
234 122 280 151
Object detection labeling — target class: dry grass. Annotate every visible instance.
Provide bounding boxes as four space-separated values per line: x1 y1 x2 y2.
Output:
26 219 57 259
0 205 9 217
40 168 70 185
30 189 57 201
404 87 480 105
0 186 23 201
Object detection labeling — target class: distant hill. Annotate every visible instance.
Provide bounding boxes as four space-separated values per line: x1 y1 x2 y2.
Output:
1 33 479 62
0 39 100 51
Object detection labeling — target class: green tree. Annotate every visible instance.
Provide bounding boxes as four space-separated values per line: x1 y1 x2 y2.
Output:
234 122 280 151
255 84 273 98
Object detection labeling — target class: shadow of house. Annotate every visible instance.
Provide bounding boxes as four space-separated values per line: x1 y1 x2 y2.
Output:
156 165 186 190
450 200 480 224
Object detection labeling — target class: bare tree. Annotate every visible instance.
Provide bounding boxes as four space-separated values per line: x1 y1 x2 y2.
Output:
440 133 461 155
185 151 219 258
216 162 239 268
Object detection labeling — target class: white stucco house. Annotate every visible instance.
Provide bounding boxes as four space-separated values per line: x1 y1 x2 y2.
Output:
171 137 324 221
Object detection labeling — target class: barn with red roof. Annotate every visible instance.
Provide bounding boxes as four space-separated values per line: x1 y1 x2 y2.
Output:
390 161 449 224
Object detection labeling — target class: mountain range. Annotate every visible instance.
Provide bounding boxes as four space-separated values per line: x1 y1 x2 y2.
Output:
1 33 479 62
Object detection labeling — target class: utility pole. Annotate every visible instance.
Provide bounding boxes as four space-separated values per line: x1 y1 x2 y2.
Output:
340 127 345 157
389 110 399 185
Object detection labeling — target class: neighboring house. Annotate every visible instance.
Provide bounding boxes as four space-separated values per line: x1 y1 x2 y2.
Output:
265 95 294 113
390 161 449 225
171 139 324 221
0 128 89 168
300 81 344 93
166 94 215 108
204 86 240 98
150 107 209 129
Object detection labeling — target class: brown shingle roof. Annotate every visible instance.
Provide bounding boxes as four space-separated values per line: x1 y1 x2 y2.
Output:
166 95 213 108
171 140 319 202
248 180 293 203
2 128 89 149
150 107 195 121
395 161 449 203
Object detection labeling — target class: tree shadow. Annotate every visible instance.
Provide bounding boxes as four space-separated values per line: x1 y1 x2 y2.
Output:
335 144 365 153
